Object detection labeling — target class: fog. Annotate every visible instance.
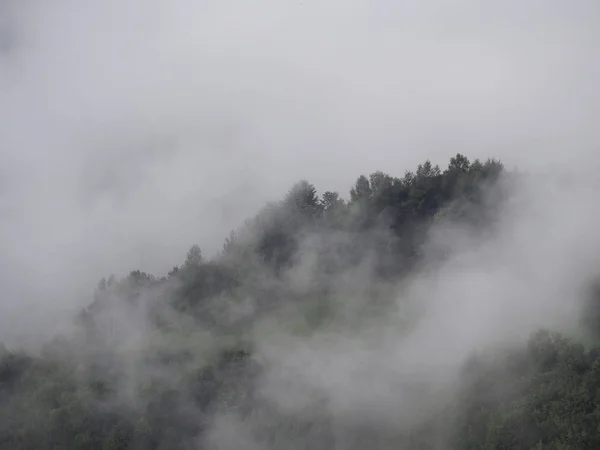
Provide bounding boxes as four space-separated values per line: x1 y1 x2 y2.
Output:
213 169 598 447
0 1 599 347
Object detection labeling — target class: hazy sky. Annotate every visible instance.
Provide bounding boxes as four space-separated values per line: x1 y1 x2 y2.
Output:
0 0 599 339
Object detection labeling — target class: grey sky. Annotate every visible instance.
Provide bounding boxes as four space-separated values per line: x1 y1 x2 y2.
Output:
0 0 599 341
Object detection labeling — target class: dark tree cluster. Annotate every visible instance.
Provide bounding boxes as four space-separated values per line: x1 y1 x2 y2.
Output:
1 154 599 449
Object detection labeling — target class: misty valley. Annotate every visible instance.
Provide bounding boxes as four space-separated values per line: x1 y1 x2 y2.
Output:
2 154 600 449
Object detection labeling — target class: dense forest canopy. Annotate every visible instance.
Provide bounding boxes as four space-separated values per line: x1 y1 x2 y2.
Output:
2 154 600 450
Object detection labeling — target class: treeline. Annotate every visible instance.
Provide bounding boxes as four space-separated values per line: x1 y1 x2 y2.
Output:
1 154 600 449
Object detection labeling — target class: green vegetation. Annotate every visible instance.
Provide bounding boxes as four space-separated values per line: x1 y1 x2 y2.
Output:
1 154 599 449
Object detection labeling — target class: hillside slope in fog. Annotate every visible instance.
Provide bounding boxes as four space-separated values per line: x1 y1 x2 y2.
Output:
2 154 600 450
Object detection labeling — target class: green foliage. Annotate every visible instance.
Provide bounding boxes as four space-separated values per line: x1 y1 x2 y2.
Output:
1 154 598 449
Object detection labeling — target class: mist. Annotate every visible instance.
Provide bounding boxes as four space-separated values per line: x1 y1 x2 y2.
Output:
1 1 600 448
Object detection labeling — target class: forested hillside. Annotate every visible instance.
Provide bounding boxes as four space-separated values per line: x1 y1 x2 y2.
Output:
2 154 600 450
